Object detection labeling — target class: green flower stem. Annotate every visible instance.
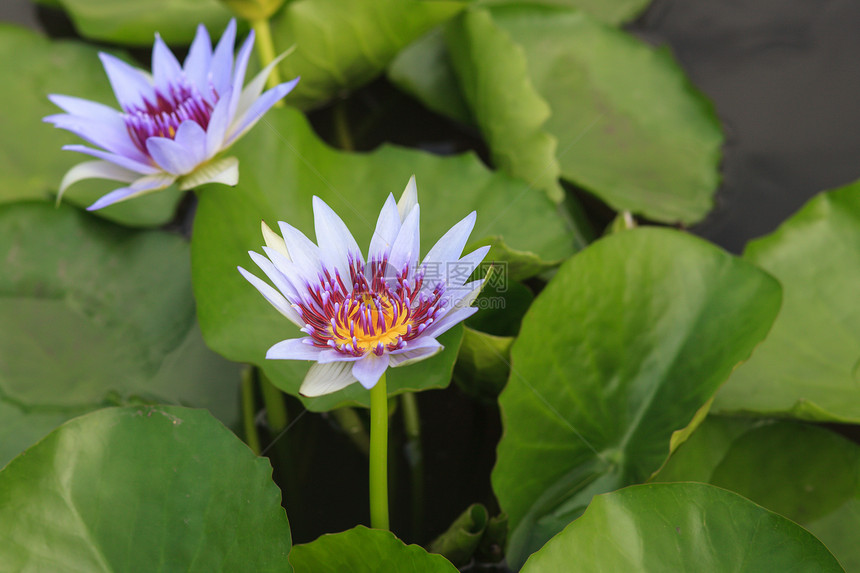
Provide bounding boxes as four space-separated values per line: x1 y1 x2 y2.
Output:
401 392 425 538
331 407 370 456
259 373 288 431
369 372 390 530
241 366 261 455
250 17 284 106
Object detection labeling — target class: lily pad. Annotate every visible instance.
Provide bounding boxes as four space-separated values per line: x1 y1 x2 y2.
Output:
487 5 723 223
0 202 240 465
520 483 843 572
0 406 292 571
55 0 234 45
493 227 782 568
713 183 860 421
655 416 860 571
191 106 578 410
290 526 457 572
271 0 464 109
0 24 183 226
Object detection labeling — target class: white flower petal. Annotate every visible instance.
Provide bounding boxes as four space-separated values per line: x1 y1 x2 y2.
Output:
261 246 313 305
238 266 302 326
388 204 420 277
205 93 233 156
87 173 175 211
235 47 294 119
62 144 160 175
397 175 418 222
262 221 290 260
277 221 321 282
352 353 391 390
46 114 145 162
443 245 491 289
313 196 363 282
225 78 299 147
177 156 238 190
249 250 299 301
266 338 324 361
57 160 139 203
151 33 183 91
300 362 357 397
98 52 153 110
367 194 400 262
388 337 443 367
421 307 478 340
422 211 477 270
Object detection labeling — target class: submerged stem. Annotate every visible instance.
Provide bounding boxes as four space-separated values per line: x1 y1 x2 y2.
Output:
250 18 284 106
369 372 390 530
401 392 425 538
241 366 261 455
260 373 288 431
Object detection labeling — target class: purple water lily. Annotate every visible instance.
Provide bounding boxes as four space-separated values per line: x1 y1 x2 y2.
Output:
44 20 298 210
239 177 490 397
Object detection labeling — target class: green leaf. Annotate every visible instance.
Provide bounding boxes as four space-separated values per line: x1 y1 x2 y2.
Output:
454 327 513 399
488 5 723 223
0 24 183 226
446 8 565 202
713 183 860 422
0 406 292 571
56 0 234 45
520 483 843 572
478 0 651 25
191 106 577 410
290 526 457 572
0 203 240 465
429 503 489 566
655 416 860 571
271 0 464 109
493 227 782 568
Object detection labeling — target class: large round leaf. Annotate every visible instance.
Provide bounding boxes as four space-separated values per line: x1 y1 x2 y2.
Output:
0 202 240 465
493 227 782 568
655 417 860 571
290 526 457 572
520 483 843 572
56 0 234 45
0 24 183 226
445 6 722 223
0 406 292 571
713 183 860 421
191 105 578 410
272 0 463 109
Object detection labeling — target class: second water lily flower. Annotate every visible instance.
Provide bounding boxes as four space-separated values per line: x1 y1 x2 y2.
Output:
239 177 490 397
44 19 298 210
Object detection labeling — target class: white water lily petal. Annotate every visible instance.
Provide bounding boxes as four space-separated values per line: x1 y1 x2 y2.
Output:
422 211 477 270
87 172 176 211
277 221 322 282
300 362 357 397
388 204 421 276
57 160 139 204
368 194 401 262
235 47 294 119
313 196 363 281
238 266 302 326
389 338 444 367
62 144 160 175
177 156 238 190
352 354 391 390
262 221 290 259
397 174 418 221
267 338 325 361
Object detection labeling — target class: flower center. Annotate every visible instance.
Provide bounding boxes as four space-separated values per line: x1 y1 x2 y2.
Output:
123 79 215 155
295 258 446 357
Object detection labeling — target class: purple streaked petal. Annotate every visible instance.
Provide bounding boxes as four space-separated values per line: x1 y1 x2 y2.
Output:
46 115 145 161
235 49 293 118
98 52 153 110
422 211 477 270
388 204 420 276
238 266 303 326
300 361 357 397
352 353 391 390
368 194 400 262
205 92 232 156
47 95 122 123
87 172 175 211
249 250 300 301
184 24 213 95
146 121 207 175
225 78 299 147
151 33 183 91
266 338 325 361
277 221 322 281
211 19 237 97
389 338 443 367
57 160 139 202
397 175 418 221
313 196 363 282
228 29 255 119
62 144 160 175
421 306 478 340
